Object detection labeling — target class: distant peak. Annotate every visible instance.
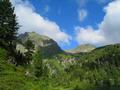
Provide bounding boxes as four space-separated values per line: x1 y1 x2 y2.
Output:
66 44 96 54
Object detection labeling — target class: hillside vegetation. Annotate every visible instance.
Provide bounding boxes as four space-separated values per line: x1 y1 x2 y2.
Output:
0 0 120 90
0 44 120 90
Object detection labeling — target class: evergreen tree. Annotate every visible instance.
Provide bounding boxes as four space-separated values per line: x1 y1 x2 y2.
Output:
24 39 34 64
0 0 19 50
34 48 43 78
15 50 26 66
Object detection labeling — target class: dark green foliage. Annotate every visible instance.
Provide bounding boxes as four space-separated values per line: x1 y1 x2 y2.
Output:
33 49 43 77
0 0 18 50
0 48 7 61
74 85 82 90
15 50 26 65
33 48 49 78
0 0 20 66
24 39 34 64
24 39 34 51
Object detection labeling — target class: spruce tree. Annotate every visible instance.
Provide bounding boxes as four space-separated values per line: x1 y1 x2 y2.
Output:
24 39 34 64
0 0 19 50
34 49 43 78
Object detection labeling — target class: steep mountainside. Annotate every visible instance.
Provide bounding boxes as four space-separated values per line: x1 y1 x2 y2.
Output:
17 32 63 57
66 44 95 53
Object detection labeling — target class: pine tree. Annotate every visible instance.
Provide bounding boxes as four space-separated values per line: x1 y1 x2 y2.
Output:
24 39 34 64
0 0 19 50
34 49 43 77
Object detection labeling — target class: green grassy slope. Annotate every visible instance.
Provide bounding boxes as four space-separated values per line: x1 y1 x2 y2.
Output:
0 48 29 90
66 44 95 53
0 44 120 90
67 44 120 90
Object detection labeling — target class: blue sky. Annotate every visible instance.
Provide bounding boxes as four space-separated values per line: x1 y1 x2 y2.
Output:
28 0 111 49
11 0 120 50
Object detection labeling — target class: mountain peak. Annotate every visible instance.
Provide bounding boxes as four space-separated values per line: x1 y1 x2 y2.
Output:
17 32 63 57
20 32 51 41
66 44 96 54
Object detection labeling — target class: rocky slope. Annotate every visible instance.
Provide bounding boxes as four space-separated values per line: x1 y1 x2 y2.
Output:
17 32 63 57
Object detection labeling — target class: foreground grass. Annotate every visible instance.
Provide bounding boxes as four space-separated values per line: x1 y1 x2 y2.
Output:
0 46 120 90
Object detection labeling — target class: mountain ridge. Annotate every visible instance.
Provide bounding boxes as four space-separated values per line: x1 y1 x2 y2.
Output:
17 32 63 57
66 44 96 54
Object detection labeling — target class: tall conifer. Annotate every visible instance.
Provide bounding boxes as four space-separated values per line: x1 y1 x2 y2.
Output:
0 0 19 50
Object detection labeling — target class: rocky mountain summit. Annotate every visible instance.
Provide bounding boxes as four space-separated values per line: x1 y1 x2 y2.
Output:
17 32 63 57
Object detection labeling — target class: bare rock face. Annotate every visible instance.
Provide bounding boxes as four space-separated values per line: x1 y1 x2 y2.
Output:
17 32 63 57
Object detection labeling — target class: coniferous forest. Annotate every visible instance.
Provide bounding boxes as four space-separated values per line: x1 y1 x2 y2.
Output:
0 0 120 90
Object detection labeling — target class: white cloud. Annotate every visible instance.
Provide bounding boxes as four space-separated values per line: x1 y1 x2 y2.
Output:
78 9 88 21
10 0 71 44
75 26 105 45
100 0 120 44
76 0 120 46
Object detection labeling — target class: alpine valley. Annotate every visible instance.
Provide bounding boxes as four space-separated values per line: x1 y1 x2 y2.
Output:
0 32 120 90
0 0 120 90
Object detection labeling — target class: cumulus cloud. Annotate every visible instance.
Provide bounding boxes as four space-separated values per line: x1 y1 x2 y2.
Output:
76 0 120 46
75 26 105 45
78 9 88 21
100 0 120 44
10 0 71 44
